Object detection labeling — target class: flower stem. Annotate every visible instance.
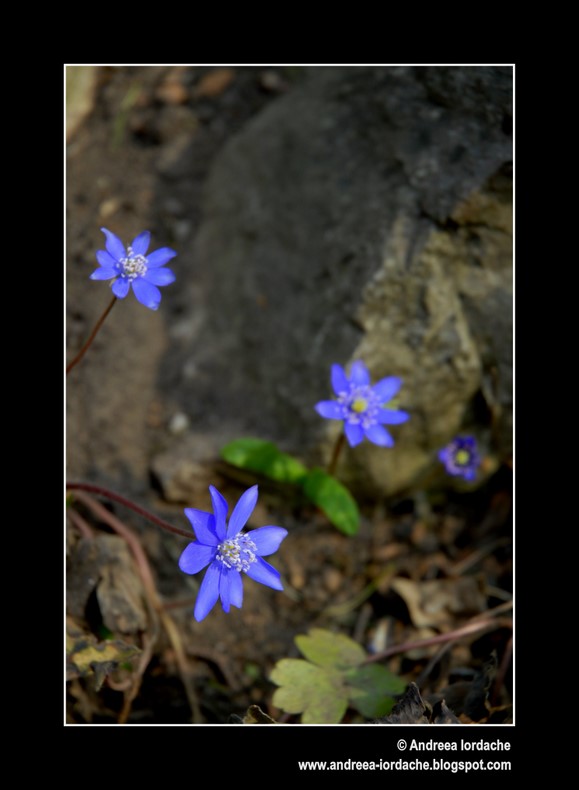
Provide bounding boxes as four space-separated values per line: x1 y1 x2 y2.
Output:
327 432 346 477
66 481 192 539
66 295 117 375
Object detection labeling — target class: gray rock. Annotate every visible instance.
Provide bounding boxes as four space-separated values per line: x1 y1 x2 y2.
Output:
150 430 231 504
181 66 512 496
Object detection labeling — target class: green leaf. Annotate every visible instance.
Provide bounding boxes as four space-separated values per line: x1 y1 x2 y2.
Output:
302 468 360 536
221 438 308 484
296 628 366 669
270 658 348 724
270 629 406 723
345 664 407 718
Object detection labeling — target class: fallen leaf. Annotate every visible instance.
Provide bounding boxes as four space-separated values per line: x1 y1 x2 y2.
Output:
66 618 141 691
391 576 486 628
239 704 277 724
374 682 430 724
194 68 235 98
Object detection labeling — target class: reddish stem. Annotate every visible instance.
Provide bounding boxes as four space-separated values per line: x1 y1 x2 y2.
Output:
66 481 192 539
67 295 117 375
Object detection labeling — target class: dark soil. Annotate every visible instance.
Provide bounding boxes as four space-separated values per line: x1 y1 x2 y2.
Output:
66 66 512 726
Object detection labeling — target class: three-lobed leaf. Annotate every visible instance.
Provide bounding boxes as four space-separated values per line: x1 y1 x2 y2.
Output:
345 664 406 718
295 627 366 669
270 628 404 723
270 658 349 724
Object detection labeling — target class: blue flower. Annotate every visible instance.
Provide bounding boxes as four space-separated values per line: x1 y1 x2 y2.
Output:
90 227 176 310
315 360 410 447
178 485 288 622
438 435 480 481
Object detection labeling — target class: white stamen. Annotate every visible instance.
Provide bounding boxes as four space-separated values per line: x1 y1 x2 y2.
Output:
216 534 258 573
119 247 148 281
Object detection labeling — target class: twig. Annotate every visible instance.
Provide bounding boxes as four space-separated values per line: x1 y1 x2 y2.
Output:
118 630 158 724
450 537 512 576
67 508 95 539
491 634 513 707
71 490 202 723
414 641 454 689
66 481 192 539
363 601 513 665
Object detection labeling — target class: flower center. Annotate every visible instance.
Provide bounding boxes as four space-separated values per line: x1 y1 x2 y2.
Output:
351 397 368 413
119 247 148 281
454 449 470 466
216 534 258 573
338 385 380 428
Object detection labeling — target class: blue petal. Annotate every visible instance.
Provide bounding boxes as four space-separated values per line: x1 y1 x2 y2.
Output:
219 568 232 612
373 376 402 403
184 508 219 545
131 231 151 256
350 360 370 386
377 408 410 425
227 485 258 538
219 568 243 612
344 422 364 446
331 363 349 395
131 278 161 310
101 228 126 261
365 424 394 447
229 570 244 608
178 542 216 574
90 266 117 281
315 400 343 420
194 562 221 622
96 250 119 268
209 486 229 540
112 278 130 298
250 526 288 557
143 268 176 286
245 557 283 591
147 247 178 268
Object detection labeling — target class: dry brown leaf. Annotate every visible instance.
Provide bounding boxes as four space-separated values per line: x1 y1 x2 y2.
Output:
66 618 141 691
391 576 487 628
194 68 235 98
67 534 148 633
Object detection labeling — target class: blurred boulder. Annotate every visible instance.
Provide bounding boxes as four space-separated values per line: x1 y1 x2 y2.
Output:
186 66 512 496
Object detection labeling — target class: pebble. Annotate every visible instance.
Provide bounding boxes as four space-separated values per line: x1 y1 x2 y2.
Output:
168 412 190 435
323 568 342 593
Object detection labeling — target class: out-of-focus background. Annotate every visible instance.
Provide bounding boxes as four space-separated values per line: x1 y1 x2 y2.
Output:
66 66 513 724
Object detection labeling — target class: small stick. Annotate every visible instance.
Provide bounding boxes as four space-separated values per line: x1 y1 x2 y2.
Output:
67 295 117 375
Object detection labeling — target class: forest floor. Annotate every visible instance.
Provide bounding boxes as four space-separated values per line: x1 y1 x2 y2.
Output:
65 66 513 726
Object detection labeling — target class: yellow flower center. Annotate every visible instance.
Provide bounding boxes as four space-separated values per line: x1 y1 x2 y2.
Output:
351 397 368 413
455 449 470 466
